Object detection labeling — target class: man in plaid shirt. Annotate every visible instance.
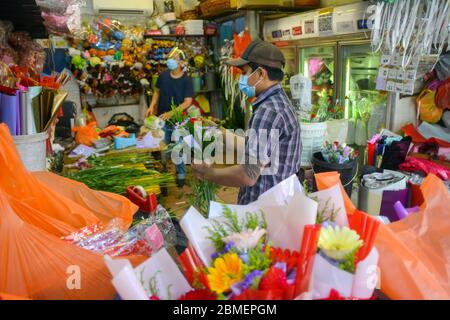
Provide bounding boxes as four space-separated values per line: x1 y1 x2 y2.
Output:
192 40 301 205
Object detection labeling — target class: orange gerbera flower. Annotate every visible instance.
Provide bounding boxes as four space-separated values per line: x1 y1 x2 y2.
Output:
207 253 244 294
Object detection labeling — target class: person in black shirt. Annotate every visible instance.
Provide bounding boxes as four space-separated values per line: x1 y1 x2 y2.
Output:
145 48 194 187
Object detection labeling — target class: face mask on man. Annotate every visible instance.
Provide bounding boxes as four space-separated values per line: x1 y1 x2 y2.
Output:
167 58 179 71
238 67 263 98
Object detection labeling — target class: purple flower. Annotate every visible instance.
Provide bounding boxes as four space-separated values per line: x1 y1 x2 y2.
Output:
342 145 350 158
223 241 235 254
211 242 235 261
211 252 220 260
231 270 263 296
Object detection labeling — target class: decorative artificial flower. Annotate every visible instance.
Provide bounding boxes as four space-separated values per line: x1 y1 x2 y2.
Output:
222 227 266 252
207 253 244 294
318 225 363 261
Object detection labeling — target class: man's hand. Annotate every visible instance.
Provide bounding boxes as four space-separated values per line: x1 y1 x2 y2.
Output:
160 111 173 121
145 106 156 117
191 162 212 181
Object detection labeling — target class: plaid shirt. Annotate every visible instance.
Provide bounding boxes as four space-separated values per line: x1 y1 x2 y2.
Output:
238 84 301 205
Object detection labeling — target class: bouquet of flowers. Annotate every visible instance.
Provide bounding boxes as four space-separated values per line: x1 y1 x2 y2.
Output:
321 141 358 164
104 174 381 300
308 172 381 300
308 89 344 123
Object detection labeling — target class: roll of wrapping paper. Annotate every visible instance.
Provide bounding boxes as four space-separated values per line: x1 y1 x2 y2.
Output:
32 91 41 133
26 87 40 135
20 91 27 135
0 91 18 135
15 90 21 135
44 91 68 131
40 89 56 133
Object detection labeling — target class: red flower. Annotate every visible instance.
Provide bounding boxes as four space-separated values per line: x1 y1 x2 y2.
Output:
330 108 335 113
182 111 187 116
259 266 288 291
149 295 160 300
311 113 317 119
178 289 217 300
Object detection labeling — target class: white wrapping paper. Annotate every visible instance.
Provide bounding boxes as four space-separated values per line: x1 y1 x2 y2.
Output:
257 174 303 207
134 249 192 300
352 247 379 299
309 184 349 227
208 201 262 220
105 249 192 300
179 206 215 266
264 192 318 252
311 253 354 299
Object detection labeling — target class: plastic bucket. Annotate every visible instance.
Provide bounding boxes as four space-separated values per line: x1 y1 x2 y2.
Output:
300 122 327 167
192 76 202 93
13 132 48 171
312 151 357 197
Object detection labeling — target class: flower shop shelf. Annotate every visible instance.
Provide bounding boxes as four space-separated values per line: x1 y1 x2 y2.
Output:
143 34 209 39
199 2 320 20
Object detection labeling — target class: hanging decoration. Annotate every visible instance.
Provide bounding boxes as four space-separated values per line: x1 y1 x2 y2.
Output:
369 0 450 95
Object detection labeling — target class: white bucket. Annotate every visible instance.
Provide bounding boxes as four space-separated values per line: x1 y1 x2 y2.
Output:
300 121 327 168
13 132 48 171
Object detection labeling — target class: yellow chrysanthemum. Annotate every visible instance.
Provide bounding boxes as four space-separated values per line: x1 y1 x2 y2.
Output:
319 225 363 261
207 253 244 294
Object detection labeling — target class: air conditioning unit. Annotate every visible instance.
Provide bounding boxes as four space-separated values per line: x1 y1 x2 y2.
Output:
93 0 154 16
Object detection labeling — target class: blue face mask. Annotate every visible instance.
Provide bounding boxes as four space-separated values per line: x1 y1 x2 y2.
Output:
239 68 262 98
167 58 179 71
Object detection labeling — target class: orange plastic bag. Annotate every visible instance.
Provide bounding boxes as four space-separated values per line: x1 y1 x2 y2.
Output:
0 190 117 299
32 172 136 227
314 171 357 215
72 121 99 147
0 124 136 236
375 174 450 300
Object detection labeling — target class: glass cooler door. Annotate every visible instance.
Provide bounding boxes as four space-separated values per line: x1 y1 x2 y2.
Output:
339 43 386 121
299 46 336 116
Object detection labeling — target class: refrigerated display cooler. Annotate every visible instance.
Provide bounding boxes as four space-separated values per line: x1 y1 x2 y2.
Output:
263 2 388 145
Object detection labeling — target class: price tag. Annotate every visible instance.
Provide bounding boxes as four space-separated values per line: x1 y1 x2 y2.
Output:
392 54 401 66
397 70 405 80
379 67 389 79
381 55 391 65
388 68 397 79
386 81 396 92
402 81 415 95
406 69 417 80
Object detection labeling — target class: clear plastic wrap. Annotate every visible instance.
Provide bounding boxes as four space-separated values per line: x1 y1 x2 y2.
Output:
39 1 83 36
73 205 177 257
36 0 84 15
